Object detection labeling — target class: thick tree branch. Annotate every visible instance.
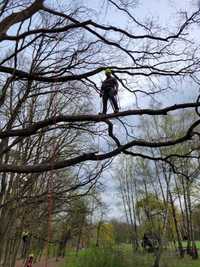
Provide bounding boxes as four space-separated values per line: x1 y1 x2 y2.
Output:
0 102 199 138
0 119 199 173
1 20 92 41
0 0 45 39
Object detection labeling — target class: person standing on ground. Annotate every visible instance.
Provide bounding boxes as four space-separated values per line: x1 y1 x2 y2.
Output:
21 231 30 259
99 68 119 114
24 254 34 267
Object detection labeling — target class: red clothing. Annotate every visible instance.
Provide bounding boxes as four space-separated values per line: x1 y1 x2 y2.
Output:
25 257 33 267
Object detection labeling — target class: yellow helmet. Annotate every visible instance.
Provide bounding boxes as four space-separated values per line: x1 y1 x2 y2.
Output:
105 68 112 75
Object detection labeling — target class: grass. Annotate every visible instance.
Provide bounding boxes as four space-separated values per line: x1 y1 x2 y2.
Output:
62 244 200 267
161 255 200 267
180 241 200 249
63 246 128 267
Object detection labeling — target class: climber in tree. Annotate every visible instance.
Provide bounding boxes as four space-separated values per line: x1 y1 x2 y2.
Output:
99 68 119 114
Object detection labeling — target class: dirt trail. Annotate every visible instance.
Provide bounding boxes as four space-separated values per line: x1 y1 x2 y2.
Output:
15 258 65 267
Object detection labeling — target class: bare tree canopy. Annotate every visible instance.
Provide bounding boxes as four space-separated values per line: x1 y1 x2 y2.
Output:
0 0 200 175
1 1 200 266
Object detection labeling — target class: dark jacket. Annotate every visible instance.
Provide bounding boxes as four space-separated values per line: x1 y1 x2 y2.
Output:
101 77 118 93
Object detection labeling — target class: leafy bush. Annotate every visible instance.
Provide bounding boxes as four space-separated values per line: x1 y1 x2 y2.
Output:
62 245 200 267
63 246 128 267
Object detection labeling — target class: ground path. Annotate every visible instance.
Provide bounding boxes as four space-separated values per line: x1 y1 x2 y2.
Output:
15 258 65 267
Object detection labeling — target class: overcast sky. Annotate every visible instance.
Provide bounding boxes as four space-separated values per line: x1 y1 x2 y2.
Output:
2 0 200 220
79 0 200 220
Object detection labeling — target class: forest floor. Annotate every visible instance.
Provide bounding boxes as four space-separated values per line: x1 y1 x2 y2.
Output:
15 257 64 267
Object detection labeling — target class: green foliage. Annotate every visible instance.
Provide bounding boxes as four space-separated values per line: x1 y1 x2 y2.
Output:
63 246 128 267
161 255 200 267
98 224 114 244
62 245 200 267
136 193 180 240
111 220 130 244
137 193 165 212
136 194 166 234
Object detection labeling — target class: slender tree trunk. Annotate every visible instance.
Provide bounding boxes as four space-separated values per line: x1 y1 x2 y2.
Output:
168 189 184 257
186 180 198 259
